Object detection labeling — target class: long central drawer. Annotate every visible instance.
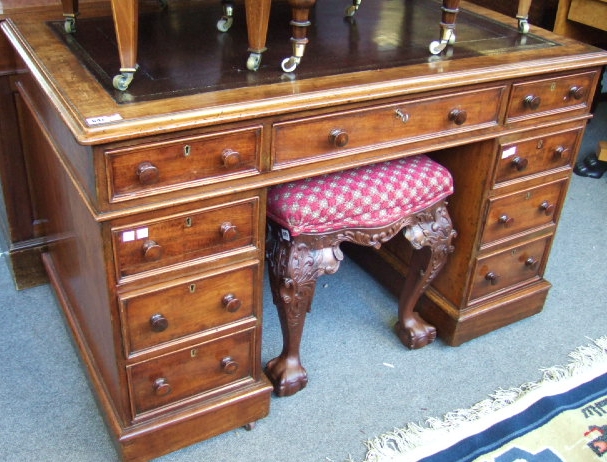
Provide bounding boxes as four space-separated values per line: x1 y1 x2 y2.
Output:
272 86 505 168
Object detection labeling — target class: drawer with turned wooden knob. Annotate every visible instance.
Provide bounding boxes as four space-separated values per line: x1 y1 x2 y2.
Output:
506 71 597 122
127 329 255 417
111 194 260 279
119 261 260 356
495 126 582 185
105 125 262 202
482 179 566 245
271 86 504 168
469 235 551 303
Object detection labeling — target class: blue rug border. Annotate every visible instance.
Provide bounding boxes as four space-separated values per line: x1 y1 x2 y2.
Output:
420 371 607 462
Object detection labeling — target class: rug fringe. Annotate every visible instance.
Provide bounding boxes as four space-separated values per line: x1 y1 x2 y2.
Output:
362 336 607 462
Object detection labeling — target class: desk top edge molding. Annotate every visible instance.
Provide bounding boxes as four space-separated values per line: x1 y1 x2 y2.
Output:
2 1 607 146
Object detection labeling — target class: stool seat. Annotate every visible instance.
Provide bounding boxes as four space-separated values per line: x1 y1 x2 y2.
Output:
265 155 456 397
268 155 453 236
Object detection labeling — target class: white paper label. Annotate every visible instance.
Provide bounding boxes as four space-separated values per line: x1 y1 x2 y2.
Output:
122 230 135 242
502 146 517 159
86 113 123 125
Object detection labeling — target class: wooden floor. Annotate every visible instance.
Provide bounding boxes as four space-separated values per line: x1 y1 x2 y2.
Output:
49 0 555 103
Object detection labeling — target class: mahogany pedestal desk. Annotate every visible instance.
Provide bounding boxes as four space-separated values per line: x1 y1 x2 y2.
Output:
1 1 607 460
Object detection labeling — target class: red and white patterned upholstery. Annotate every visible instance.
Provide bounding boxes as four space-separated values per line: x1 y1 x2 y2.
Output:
267 155 454 236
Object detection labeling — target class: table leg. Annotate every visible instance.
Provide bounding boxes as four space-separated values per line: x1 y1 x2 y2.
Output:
110 0 138 91
429 0 460 55
244 0 272 70
281 0 317 72
60 0 79 33
517 0 533 33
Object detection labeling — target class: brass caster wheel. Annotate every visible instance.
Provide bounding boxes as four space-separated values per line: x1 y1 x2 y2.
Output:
216 16 234 32
281 56 300 73
429 40 446 55
518 19 530 34
345 5 358 17
112 72 134 91
64 17 76 34
247 53 262 71
243 422 256 431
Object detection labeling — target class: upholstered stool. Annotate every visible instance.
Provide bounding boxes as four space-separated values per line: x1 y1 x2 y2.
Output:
265 155 456 397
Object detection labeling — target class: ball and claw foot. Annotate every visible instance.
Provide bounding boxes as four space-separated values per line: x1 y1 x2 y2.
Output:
247 53 262 71
281 56 300 73
112 71 135 91
395 313 437 349
265 356 308 397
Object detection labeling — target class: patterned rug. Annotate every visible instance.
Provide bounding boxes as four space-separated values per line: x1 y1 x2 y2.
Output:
362 337 607 462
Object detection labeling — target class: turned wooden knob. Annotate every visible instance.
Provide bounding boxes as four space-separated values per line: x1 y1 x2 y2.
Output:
539 201 555 216
553 146 568 159
448 108 467 125
221 148 241 168
149 313 168 332
142 239 163 261
511 156 528 171
523 95 541 110
136 161 159 185
222 294 242 313
498 215 515 227
329 129 349 148
525 257 539 269
153 378 172 396
485 272 500 285
221 357 239 374
220 222 237 240
569 86 585 100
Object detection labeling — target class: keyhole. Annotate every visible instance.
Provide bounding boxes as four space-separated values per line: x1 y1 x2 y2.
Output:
536 139 544 149
191 348 198 358
189 283 196 293
185 217 192 227
183 145 191 157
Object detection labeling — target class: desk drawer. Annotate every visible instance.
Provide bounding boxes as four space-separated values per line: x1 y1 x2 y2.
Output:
106 126 262 202
470 235 551 302
495 128 580 185
128 329 254 416
272 87 503 168
506 72 596 122
120 262 259 356
112 197 259 278
482 179 565 245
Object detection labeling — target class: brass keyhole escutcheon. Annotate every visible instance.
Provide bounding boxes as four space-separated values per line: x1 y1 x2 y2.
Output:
189 283 196 293
183 144 191 157
185 217 192 227
550 82 557 92
191 348 199 358
536 139 544 149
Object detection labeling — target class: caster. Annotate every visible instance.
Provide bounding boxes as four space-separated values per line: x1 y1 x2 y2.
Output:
429 40 446 55
64 17 76 34
518 19 530 34
344 0 361 18
243 422 256 431
429 31 455 55
112 71 134 91
247 53 262 71
281 56 300 73
216 16 233 32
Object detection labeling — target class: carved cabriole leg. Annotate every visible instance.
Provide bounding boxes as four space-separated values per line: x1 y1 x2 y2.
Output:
396 201 456 348
265 224 344 397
